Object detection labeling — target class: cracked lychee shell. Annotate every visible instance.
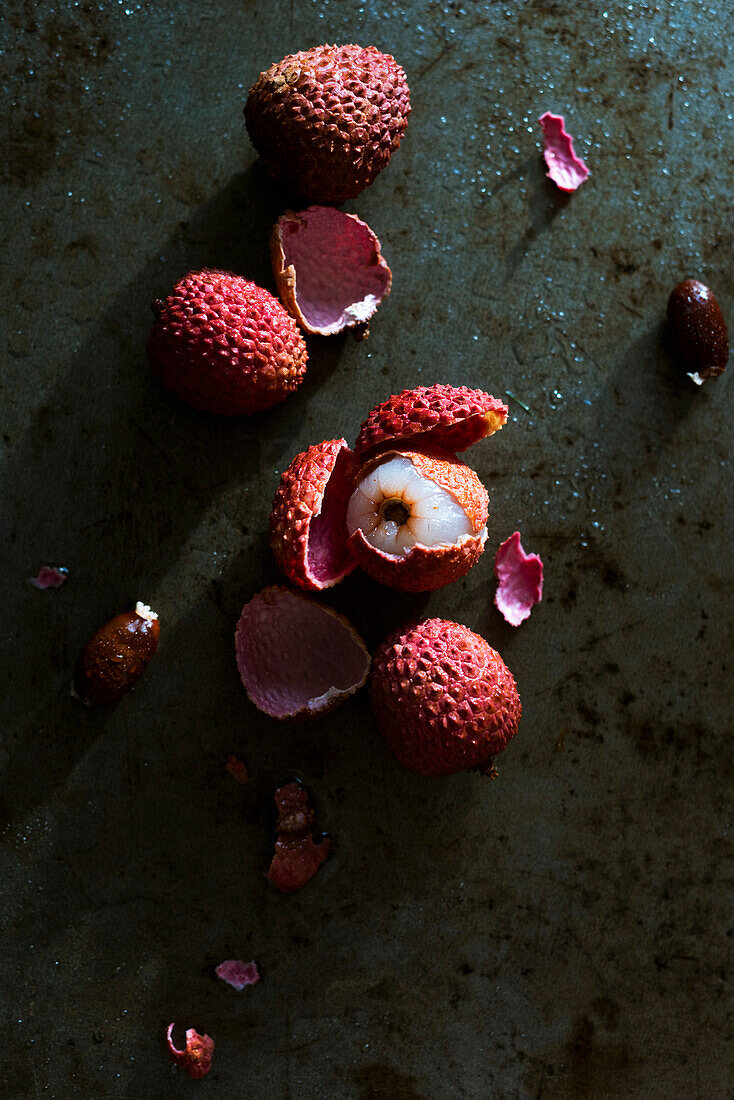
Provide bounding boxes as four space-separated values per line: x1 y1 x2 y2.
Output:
270 438 357 591
371 618 521 777
355 384 508 462
235 586 369 719
271 206 392 337
346 447 488 592
147 269 308 415
245 44 411 205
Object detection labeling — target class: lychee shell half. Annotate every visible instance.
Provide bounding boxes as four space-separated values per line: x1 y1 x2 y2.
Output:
355 384 508 461
270 438 357 591
371 618 521 776
271 206 392 336
147 269 308 415
347 448 488 592
235 586 369 719
245 44 411 205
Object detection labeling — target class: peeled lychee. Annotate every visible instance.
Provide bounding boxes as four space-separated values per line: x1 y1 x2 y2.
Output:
370 618 521 777
355 384 508 462
147 269 308 415
270 438 357 591
346 448 488 592
271 206 392 337
235 587 369 719
245 44 411 205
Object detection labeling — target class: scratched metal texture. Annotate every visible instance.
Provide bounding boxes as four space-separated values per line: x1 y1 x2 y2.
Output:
1 0 733 1097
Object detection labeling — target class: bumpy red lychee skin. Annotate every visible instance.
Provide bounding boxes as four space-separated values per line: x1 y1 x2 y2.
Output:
245 44 411 205
270 439 357 590
355 384 508 461
347 448 488 592
147 269 308 415
370 619 521 777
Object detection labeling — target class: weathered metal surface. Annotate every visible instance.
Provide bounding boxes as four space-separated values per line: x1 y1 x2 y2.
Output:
1 0 732 1096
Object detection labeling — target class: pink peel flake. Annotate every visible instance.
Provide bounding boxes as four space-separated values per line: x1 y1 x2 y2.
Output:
166 1023 214 1080
538 112 590 192
215 958 260 990
225 753 249 785
494 532 544 627
29 565 68 589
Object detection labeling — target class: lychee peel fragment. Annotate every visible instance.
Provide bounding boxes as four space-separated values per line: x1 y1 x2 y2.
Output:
347 448 488 592
355 384 508 461
267 781 331 892
147 269 308 415
215 959 260 990
234 587 369 719
270 439 357 591
166 1024 214 1080
271 207 392 336
538 112 590 192
245 44 411 205
494 531 544 626
371 618 521 777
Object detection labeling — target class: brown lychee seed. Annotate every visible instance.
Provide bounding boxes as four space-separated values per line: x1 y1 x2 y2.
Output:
346 447 488 592
234 586 370 719
245 44 411 205
74 602 159 705
355 384 509 462
270 438 357 591
667 278 729 384
271 206 392 337
370 618 521 777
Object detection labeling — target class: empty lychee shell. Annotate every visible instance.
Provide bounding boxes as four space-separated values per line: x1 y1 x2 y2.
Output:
346 448 488 592
270 439 357 591
355 384 508 461
271 206 392 337
235 587 370 719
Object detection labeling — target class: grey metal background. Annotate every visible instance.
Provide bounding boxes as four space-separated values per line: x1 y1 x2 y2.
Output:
1 1 733 1096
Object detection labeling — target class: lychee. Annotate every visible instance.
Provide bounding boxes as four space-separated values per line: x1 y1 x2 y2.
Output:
370 618 521 777
346 447 488 592
234 587 369 719
270 438 357 591
355 384 508 462
245 44 411 205
147 269 308 415
271 206 392 337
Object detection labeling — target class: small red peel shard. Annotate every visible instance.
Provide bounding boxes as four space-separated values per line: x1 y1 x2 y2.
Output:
538 112 590 192
494 532 544 626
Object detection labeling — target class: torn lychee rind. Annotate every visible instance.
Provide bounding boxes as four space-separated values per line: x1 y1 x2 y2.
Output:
346 447 488 592
270 438 357 591
494 531 544 626
166 1023 214 1080
234 586 370 719
355 384 508 462
538 112 590 192
271 206 392 337
371 618 522 777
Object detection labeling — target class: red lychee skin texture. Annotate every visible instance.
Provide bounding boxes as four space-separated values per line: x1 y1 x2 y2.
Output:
355 384 509 462
147 269 308 415
348 448 488 592
270 439 357 590
370 619 521 777
245 44 411 205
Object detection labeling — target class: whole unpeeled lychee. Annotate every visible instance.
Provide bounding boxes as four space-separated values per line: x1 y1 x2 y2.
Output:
245 44 411 205
346 447 488 592
370 618 521 777
147 269 308 415
270 438 357 591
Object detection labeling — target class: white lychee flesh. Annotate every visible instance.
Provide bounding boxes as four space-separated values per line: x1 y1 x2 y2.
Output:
346 456 472 558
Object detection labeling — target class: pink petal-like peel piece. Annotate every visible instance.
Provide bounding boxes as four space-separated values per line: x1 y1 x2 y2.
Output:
235 587 370 719
166 1023 214 1080
538 112 590 192
271 206 391 335
494 531 544 626
29 565 68 589
215 959 260 990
